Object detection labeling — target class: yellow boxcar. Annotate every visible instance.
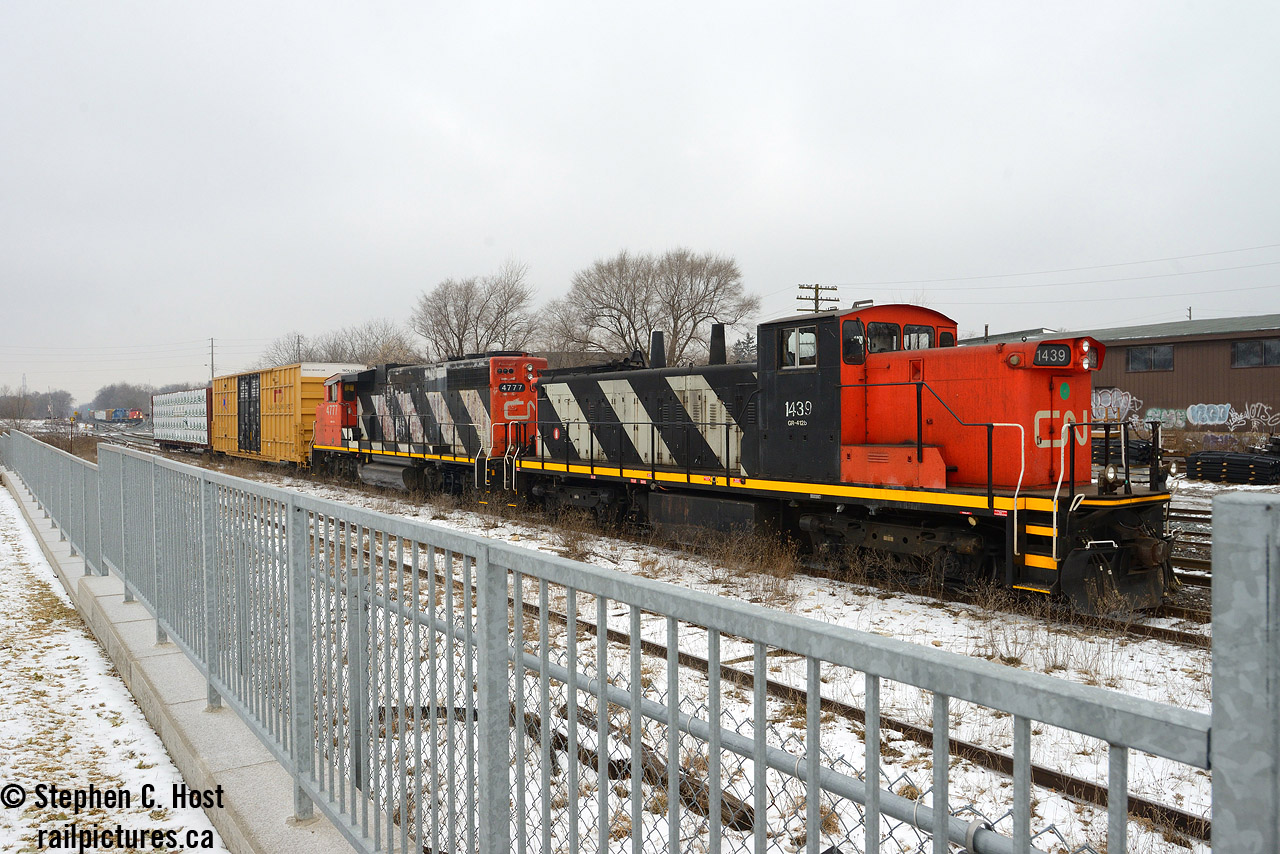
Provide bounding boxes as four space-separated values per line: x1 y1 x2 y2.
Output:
212 363 366 466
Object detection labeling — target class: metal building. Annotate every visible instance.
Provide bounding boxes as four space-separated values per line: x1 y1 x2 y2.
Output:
963 314 1280 442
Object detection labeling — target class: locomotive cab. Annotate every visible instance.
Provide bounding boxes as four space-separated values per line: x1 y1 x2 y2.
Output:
755 303 958 488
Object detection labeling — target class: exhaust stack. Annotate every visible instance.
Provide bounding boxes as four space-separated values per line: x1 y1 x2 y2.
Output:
709 323 726 365
650 331 666 369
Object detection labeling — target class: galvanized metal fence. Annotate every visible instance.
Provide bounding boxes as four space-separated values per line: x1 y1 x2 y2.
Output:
2 429 1275 853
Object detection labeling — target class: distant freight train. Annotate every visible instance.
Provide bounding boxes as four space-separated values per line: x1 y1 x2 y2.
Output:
162 305 1174 614
92 408 146 424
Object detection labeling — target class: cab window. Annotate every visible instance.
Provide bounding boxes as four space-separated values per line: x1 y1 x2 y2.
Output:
780 326 817 368
940 331 955 347
343 383 356 402
866 322 901 354
842 319 866 365
903 324 934 350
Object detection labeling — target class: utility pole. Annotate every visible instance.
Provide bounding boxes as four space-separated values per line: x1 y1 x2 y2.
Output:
796 283 839 313
209 338 215 384
1187 307 1192 321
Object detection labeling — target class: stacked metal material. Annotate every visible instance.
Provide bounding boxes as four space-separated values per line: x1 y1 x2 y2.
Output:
1185 451 1280 484
1091 436 1153 465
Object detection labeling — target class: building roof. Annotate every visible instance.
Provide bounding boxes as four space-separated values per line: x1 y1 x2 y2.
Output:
962 314 1280 346
958 327 1058 345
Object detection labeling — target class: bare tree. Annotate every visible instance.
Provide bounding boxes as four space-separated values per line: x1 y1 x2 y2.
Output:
341 318 422 364
410 260 535 359
654 249 756 364
257 330 314 367
542 249 758 365
0 384 72 422
88 382 156 412
255 320 421 368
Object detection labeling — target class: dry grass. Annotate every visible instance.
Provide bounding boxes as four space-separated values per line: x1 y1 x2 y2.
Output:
33 430 103 463
701 530 801 608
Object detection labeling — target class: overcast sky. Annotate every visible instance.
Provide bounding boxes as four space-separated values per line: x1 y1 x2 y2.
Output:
3 2 1278 404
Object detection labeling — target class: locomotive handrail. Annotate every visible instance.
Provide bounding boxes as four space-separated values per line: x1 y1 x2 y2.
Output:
1051 418 1168 561
1052 419 1096 561
527 417 745 481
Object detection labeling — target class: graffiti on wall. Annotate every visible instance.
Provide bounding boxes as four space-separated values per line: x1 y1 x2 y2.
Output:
1227 402 1280 432
1092 388 1280 432
1091 388 1143 423
1145 407 1187 429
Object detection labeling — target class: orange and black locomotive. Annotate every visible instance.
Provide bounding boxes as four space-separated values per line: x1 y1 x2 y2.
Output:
312 303 1174 613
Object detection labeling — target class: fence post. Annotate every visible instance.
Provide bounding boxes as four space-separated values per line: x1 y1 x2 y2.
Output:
152 457 167 644
346 530 369 792
58 456 66 541
476 545 510 854
121 454 134 603
286 497 316 821
1211 493 1280 847
201 476 222 710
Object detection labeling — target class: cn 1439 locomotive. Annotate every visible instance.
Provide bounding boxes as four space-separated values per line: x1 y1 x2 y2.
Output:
311 303 1175 614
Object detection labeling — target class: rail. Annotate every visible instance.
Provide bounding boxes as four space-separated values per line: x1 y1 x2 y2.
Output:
2 429 1272 853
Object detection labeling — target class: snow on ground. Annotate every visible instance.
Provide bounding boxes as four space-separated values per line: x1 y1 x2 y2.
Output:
0 482 226 853
212 461 1276 853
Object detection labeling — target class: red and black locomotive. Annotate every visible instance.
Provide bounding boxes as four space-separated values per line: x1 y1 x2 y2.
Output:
313 303 1174 613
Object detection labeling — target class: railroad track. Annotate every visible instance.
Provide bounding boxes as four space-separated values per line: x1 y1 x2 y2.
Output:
799 562 1212 649
516 580 1212 842
310 529 1209 844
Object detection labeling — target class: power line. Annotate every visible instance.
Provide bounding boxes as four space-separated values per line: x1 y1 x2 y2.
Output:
757 240 1280 298
836 242 1280 287
796 283 839 313
927 281 1279 306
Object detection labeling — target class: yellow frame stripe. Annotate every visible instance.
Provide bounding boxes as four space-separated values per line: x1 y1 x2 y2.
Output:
313 444 1169 516
1023 554 1059 570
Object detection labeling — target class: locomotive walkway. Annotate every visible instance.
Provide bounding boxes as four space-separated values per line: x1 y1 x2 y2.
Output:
0 468 350 854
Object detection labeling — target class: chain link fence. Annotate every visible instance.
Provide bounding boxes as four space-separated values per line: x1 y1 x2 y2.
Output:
3 430 1267 853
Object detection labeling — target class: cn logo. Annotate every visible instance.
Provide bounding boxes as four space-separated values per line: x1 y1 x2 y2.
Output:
503 400 532 420
1033 410 1090 448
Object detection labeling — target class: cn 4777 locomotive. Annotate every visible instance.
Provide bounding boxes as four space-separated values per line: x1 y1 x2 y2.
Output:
312 303 1174 614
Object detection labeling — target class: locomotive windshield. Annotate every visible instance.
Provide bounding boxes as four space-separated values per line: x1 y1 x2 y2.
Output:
842 319 866 364
866 322 901 353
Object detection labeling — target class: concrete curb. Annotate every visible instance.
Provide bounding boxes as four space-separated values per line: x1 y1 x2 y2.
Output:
2 470 356 854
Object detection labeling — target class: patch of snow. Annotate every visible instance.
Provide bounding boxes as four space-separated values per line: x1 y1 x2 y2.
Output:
0 484 226 853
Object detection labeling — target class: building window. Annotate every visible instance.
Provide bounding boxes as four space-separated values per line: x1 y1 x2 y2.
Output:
1232 338 1280 367
780 325 817 368
1126 345 1173 372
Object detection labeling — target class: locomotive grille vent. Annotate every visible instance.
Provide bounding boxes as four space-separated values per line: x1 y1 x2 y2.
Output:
868 451 890 463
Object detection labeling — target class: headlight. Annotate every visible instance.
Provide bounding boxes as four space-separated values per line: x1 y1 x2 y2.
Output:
1081 340 1090 353
1103 463 1120 484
